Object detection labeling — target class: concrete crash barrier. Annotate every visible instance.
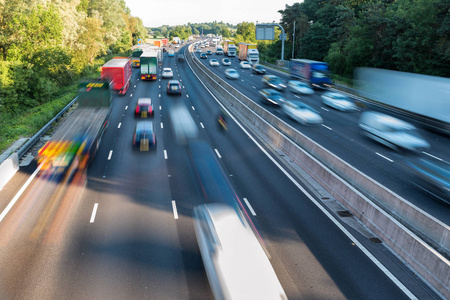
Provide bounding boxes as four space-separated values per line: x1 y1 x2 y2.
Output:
186 45 450 298
0 153 19 191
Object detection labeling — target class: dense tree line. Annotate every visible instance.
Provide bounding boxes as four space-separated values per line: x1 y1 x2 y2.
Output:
0 0 147 114
276 0 449 79
150 22 234 40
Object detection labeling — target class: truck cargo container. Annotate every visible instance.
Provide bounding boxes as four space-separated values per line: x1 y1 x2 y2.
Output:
37 79 112 179
356 68 450 134
290 59 332 89
238 43 259 64
131 49 143 68
140 51 158 80
161 38 169 46
154 40 162 47
223 40 237 57
101 57 132 95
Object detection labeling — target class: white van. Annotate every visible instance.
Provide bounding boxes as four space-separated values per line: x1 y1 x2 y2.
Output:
194 204 287 300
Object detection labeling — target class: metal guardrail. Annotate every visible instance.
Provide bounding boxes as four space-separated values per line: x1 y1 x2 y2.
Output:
16 97 78 159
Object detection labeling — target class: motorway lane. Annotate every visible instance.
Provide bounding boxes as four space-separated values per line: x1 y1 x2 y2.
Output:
194 46 450 224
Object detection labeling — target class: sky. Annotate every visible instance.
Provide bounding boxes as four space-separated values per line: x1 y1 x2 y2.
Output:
124 0 300 28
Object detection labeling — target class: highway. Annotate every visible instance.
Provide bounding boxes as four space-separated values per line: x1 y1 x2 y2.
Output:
193 45 450 225
0 43 442 299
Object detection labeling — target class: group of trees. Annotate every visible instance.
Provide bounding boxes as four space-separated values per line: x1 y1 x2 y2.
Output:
277 0 449 78
150 22 234 40
0 0 147 114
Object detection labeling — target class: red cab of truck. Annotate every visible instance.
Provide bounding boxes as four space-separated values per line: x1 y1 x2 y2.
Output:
101 57 132 95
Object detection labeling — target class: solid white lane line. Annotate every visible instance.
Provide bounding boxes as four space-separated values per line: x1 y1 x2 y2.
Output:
322 124 332 130
200 122 204 128
90 203 98 223
125 106 128 110
118 123 121 128
376 152 394 162
243 198 256 216
321 107 329 111
0 163 43 223
422 151 443 161
108 150 113 160
214 149 222 158
172 201 178 219
164 150 168 160
161 122 164 129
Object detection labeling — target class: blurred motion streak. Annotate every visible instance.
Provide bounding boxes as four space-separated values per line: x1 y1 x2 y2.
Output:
356 68 450 134
169 103 199 144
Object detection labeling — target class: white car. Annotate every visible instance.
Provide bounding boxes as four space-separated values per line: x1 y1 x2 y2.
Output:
209 59 219 67
287 80 314 95
225 68 240 79
321 92 358 111
359 111 430 152
282 100 323 125
240 61 251 69
175 44 180 48
194 204 287 300
161 68 173 79
196 48 201 53
222 58 231 66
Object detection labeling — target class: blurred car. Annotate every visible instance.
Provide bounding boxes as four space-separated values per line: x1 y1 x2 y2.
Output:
200 53 207 59
287 80 314 95
405 156 450 204
222 58 231 66
201 44 205 48
175 44 180 48
168 50 175 57
167 80 182 95
209 59 219 67
259 89 285 106
132 121 156 151
359 111 430 152
134 98 154 118
194 204 288 300
162 67 173 79
206 50 212 55
196 48 201 53
240 61 251 69
282 100 323 125
262 75 286 91
321 91 358 111
251 64 266 74
224 68 240 79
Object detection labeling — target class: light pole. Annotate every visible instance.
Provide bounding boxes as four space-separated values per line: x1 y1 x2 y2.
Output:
292 21 295 59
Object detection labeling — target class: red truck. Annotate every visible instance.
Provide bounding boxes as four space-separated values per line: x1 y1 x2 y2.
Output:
101 57 132 95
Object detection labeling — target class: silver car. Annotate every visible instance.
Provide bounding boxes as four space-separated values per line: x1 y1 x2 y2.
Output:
359 111 430 152
282 100 323 125
225 68 240 79
287 80 314 95
321 92 358 111
161 67 173 79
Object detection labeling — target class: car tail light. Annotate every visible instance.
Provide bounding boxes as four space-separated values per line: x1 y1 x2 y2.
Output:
135 106 140 114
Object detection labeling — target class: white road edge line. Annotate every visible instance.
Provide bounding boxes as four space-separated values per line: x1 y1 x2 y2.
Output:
0 163 43 223
243 198 256 216
108 150 113 160
90 203 99 223
172 201 178 219
376 152 394 162
422 151 443 161
187 58 416 299
118 122 121 129
214 149 222 158
164 150 168 160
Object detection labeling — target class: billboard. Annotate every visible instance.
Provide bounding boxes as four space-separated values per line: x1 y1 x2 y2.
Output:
256 25 275 40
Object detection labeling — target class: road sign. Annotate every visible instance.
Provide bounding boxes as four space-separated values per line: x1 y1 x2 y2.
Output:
256 25 275 40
